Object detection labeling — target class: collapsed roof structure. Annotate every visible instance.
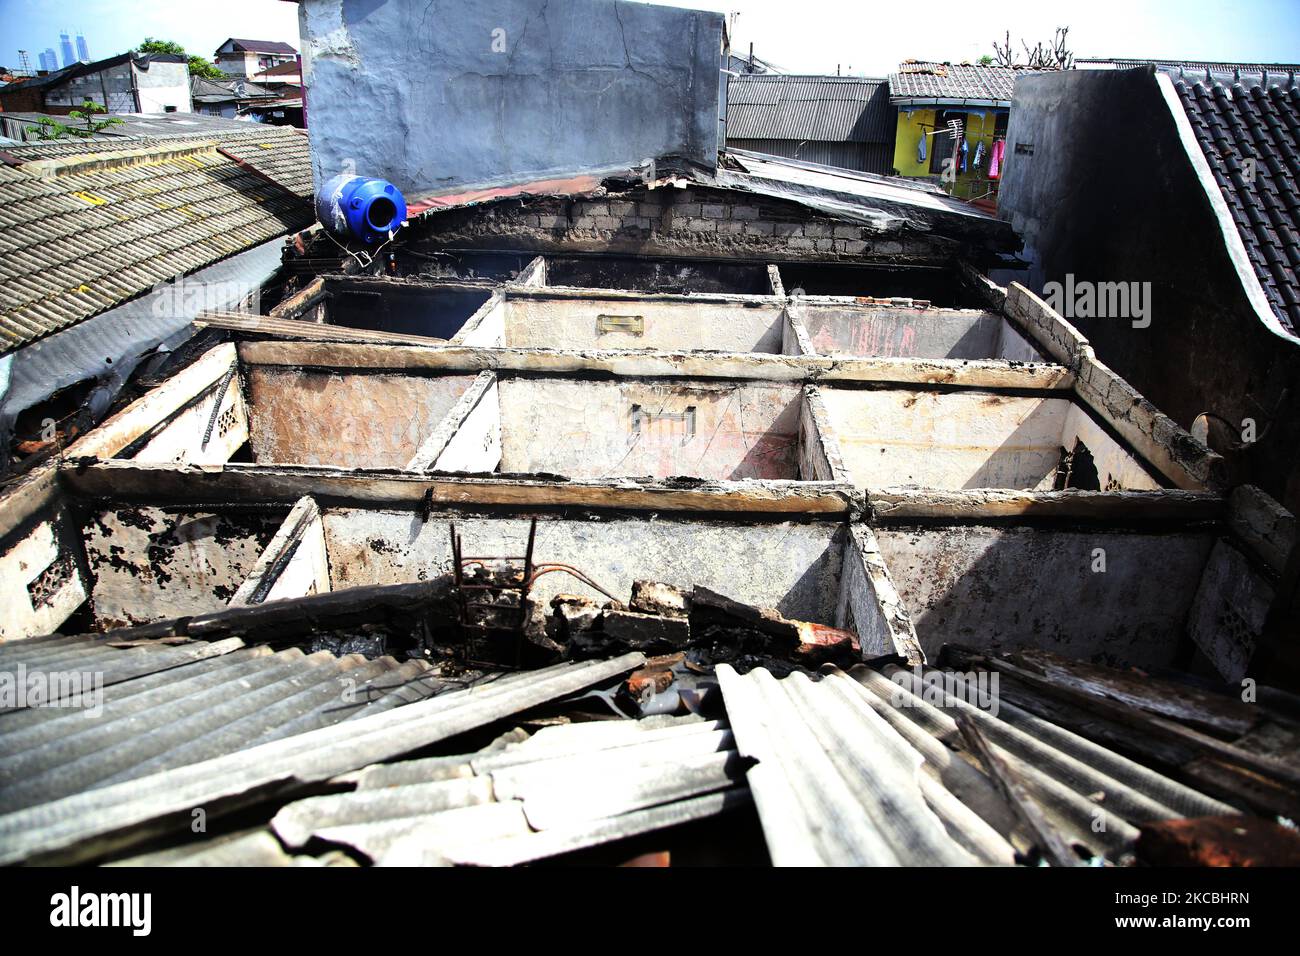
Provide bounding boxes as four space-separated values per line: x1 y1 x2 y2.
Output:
0 0 1297 868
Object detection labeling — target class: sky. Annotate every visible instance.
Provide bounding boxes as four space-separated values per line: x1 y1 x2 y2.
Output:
1 0 1297 75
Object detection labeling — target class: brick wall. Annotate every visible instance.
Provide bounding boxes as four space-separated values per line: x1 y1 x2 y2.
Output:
409 184 946 265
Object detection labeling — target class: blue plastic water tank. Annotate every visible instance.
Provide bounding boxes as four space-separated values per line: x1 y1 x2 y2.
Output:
316 174 408 245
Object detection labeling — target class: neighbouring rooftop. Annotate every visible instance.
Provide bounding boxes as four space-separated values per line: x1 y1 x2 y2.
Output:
1169 68 1300 335
888 60 1051 107
0 124 311 352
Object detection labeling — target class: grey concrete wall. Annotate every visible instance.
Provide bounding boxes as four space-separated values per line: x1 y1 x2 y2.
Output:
82 506 283 629
243 367 479 469
998 67 1300 512
500 292 786 351
300 0 722 200
321 510 845 621
496 377 804 479
798 304 1045 361
876 524 1216 668
819 388 1159 492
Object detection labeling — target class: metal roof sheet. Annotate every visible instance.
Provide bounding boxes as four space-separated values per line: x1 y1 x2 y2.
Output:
727 75 894 144
0 652 644 865
716 663 976 865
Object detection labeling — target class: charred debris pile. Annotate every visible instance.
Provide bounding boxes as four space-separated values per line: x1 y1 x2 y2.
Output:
199 563 862 721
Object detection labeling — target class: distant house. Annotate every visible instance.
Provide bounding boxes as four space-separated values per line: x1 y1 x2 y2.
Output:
726 74 895 175
887 61 1045 201
0 52 191 115
215 38 298 78
251 60 303 87
191 75 305 127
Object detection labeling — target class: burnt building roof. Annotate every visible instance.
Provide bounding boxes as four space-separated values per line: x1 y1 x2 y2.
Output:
1171 70 1300 334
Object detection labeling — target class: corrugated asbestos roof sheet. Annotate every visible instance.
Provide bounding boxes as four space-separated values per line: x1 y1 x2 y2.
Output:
0 125 311 353
102 715 749 866
716 664 975 865
718 662 1240 866
0 637 441 815
888 61 1046 104
0 651 644 865
1171 72 1300 335
4 634 1295 865
726 75 894 144
268 714 748 866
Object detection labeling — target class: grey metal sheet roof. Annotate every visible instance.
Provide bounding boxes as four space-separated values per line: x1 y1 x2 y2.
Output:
0 642 442 814
269 714 748 865
716 663 976 865
0 125 311 354
727 75 894 144
0 652 644 865
715 661 1242 867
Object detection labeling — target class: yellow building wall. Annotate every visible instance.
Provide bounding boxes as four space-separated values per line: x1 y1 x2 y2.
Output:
893 109 935 177
893 107 1004 201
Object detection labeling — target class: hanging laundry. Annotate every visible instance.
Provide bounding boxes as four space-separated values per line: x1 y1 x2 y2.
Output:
917 131 927 164
972 140 986 169
958 138 969 173
988 139 1006 179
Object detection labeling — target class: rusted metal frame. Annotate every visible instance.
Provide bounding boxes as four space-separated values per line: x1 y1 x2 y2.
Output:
200 364 239 451
448 518 536 669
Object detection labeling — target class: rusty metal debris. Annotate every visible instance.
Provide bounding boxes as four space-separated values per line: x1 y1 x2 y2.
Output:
449 519 537 669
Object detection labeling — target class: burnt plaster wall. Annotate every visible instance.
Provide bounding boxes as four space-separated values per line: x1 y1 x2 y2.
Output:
405 184 946 265
320 510 845 622
998 68 1300 513
81 507 283 630
243 367 479 469
876 524 1217 668
299 0 722 198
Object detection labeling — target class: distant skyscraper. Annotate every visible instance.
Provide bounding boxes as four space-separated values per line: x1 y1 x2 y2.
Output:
40 49 59 72
59 31 75 67
75 33 89 61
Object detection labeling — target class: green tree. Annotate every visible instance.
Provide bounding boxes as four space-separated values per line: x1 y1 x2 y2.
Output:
32 116 72 140
66 99 125 137
138 37 223 79
31 101 123 140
